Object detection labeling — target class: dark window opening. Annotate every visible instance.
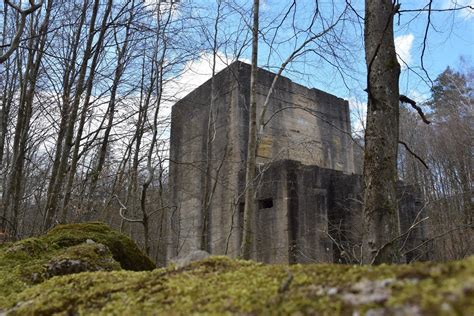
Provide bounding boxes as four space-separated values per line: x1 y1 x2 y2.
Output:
258 198 273 209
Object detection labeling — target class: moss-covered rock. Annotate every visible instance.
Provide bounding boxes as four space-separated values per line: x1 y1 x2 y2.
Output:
2 256 473 315
0 222 154 307
44 222 155 271
43 243 121 278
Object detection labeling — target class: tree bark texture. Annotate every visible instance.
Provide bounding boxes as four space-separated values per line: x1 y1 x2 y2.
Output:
362 0 402 264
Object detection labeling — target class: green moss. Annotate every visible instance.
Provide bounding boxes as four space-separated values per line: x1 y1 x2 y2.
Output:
0 238 50 305
0 222 154 307
3 256 473 315
2 238 47 258
45 222 155 271
386 257 474 315
48 243 122 273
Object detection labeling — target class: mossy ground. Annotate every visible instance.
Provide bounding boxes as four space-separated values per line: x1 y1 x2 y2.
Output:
0 222 155 307
2 255 473 315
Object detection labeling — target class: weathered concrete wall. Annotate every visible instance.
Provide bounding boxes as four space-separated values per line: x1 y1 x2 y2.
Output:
251 160 424 264
237 63 355 173
168 61 424 265
168 61 356 262
168 65 240 258
252 160 361 264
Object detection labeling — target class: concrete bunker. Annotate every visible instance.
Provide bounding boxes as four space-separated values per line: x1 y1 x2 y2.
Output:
166 61 425 264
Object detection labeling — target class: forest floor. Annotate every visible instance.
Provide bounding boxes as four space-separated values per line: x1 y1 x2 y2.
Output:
0 222 473 315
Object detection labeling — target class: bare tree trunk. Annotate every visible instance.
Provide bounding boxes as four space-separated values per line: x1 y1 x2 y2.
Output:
240 0 259 260
459 163 472 225
44 0 101 230
43 1 87 229
129 57 154 219
60 0 113 221
0 7 22 229
200 0 222 252
0 0 43 64
0 1 17 168
139 4 173 255
4 0 52 234
362 0 401 264
52 26 88 226
87 1 135 208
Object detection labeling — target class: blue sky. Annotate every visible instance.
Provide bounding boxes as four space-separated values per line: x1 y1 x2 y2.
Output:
169 0 473 134
255 0 474 133
256 0 473 96
394 0 474 94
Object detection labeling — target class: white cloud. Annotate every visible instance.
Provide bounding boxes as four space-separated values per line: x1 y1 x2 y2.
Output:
144 0 182 19
166 52 233 102
159 52 244 121
395 34 415 69
444 0 474 19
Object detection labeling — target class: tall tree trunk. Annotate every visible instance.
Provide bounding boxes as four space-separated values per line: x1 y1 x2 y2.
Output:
138 4 173 255
362 0 401 264
200 0 222 252
129 58 154 219
44 0 86 228
240 0 259 260
0 1 16 168
4 0 52 233
43 0 101 230
60 0 113 221
87 1 134 209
